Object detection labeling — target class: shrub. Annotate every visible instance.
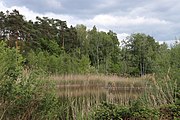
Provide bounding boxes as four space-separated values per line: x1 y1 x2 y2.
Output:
0 42 60 119
160 104 180 120
93 101 159 120
130 100 159 120
93 102 124 120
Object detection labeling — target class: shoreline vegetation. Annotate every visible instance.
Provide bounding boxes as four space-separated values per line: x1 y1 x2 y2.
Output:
0 10 180 119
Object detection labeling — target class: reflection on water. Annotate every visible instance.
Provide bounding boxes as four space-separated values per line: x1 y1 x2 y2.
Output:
57 84 146 105
52 75 148 118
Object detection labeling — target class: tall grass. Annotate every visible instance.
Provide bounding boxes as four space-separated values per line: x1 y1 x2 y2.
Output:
48 74 148 119
51 74 146 89
48 74 178 119
140 74 177 107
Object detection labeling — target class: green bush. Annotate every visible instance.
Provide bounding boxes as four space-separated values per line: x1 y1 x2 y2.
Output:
130 100 159 120
0 41 23 80
1 71 60 119
92 101 180 120
93 102 125 120
26 50 91 74
93 101 159 120
160 104 180 120
0 42 60 119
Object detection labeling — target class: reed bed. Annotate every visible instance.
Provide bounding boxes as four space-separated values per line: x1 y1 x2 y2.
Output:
47 74 177 119
51 74 147 105
50 74 146 87
141 74 177 107
47 74 147 119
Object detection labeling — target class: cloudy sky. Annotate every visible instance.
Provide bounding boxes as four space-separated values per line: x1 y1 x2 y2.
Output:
0 0 180 44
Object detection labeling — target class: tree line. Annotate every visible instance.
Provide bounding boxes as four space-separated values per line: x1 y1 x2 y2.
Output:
0 10 180 77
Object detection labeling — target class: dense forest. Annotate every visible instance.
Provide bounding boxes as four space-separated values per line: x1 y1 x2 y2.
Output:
0 10 180 119
0 10 180 77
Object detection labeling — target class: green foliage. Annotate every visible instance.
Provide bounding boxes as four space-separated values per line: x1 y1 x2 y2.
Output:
1 9 180 76
122 33 159 76
76 24 89 55
39 38 61 55
154 43 171 77
26 50 91 74
0 41 23 80
0 43 60 119
93 101 159 120
170 43 180 85
1 70 60 119
93 102 125 120
130 100 159 120
87 27 121 74
160 104 180 120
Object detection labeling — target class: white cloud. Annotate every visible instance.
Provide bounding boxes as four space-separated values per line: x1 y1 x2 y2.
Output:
97 0 117 9
46 0 62 9
129 7 148 16
90 14 169 26
0 2 40 21
13 7 41 21
0 1 73 24
0 1 7 11
117 33 129 40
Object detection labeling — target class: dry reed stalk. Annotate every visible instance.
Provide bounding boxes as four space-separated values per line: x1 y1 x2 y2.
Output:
142 73 176 107
50 74 143 82
50 74 146 90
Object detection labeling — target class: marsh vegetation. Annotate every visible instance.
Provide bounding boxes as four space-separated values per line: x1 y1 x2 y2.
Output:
0 10 179 119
